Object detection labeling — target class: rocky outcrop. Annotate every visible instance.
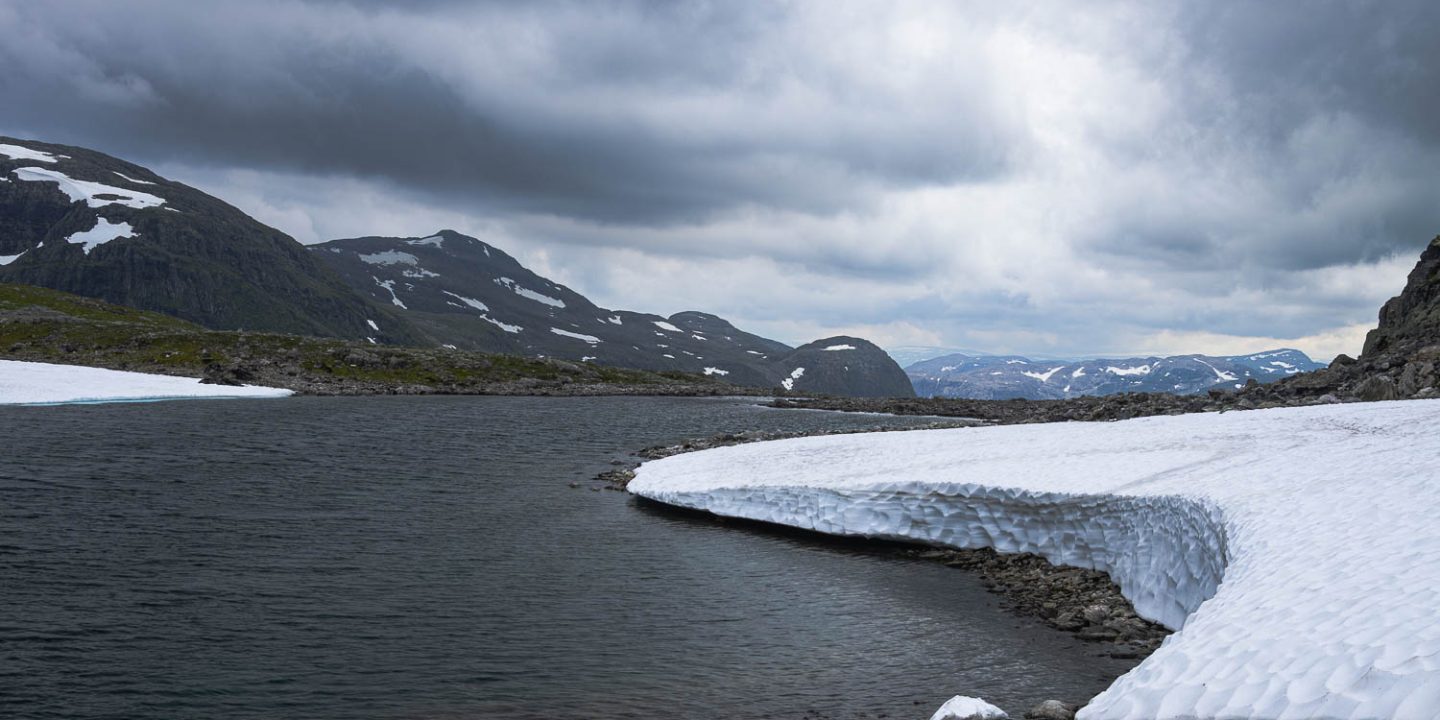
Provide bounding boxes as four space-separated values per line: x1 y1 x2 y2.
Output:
1364 236 1440 359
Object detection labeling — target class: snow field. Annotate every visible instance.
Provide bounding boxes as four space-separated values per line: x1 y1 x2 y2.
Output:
630 400 1440 719
0 360 292 405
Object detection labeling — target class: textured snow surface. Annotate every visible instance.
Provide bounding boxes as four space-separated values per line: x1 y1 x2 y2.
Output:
930 695 1008 720
0 143 60 163
0 360 292 405
780 366 805 391
631 400 1440 719
64 217 136 254
11 167 166 209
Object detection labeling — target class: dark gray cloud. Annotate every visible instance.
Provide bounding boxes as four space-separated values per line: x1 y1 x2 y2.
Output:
0 0 1012 224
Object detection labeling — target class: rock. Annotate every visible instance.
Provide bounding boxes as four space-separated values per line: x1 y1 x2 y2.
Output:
1331 353 1357 367
1081 603 1111 624
1316 393 1341 404
929 695 1008 720
1024 700 1078 720
1354 375 1400 402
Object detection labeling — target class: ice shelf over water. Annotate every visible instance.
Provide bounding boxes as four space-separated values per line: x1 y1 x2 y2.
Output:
629 399 1440 719
0 360 293 405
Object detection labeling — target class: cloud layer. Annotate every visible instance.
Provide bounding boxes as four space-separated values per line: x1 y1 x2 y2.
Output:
4 0 1438 360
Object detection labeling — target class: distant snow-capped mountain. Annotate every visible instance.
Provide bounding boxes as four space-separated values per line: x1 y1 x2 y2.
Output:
310 231 915 397
907 349 1324 399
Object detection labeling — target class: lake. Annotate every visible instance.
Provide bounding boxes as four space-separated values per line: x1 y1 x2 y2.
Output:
0 396 1137 718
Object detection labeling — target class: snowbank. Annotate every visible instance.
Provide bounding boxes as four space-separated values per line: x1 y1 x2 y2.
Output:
630 400 1440 719
0 360 293 405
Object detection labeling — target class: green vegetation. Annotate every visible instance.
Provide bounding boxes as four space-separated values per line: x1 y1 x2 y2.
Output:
0 283 736 394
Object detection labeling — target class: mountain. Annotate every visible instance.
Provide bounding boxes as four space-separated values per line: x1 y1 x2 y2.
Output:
0 137 418 343
907 349 1324 400
0 137 910 397
774 337 916 398
310 231 916 397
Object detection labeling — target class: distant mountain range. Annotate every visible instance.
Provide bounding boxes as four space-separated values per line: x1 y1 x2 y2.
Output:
905 349 1325 399
0 136 911 397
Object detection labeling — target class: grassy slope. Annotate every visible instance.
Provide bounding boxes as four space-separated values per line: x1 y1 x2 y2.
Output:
0 283 740 394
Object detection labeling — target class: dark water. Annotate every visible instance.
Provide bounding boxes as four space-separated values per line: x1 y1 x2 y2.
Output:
0 396 1135 719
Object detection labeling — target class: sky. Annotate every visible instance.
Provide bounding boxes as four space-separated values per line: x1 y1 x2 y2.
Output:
4 0 1439 360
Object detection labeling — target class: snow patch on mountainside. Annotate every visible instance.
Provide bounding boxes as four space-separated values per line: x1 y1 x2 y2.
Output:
1105 364 1151 376
0 251 26 266
111 171 154 185
703 367 729 376
0 143 60 163
359 250 420 266
64 217 136 255
780 366 806 391
551 328 601 343
406 235 445 247
631 400 1440 719
653 320 682 332
442 290 489 312
1020 366 1065 383
0 359 291 405
495 277 565 308
11 167 166 209
373 278 406 309
822 344 857 351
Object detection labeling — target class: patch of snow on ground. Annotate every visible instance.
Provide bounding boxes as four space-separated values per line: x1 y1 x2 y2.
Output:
0 360 292 405
481 315 522 333
582 356 596 362
406 235 444 247
442 344 458 350
653 320 682 332
1006 359 1027 364
692 334 707 341
551 328 601 343
366 319 380 332
746 350 764 355
1020 366 1066 383
64 217 135 254
607 315 623 325
1270 360 1296 369
632 399 1440 719
359 250 420 266
780 366 805 391
1072 367 1087 378
442 291 489 312
703 367 729 376
12 167 166 209
111 171 154 185
1105 364 1151 377
0 143 60 163
822 344 857 351
373 277 406 309
663 353 676 359
0 251 25 266
929 696 1008 720
495 277 565 308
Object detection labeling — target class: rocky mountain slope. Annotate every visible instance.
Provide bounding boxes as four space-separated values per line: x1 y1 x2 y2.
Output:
311 231 915 397
0 137 416 343
907 350 1324 400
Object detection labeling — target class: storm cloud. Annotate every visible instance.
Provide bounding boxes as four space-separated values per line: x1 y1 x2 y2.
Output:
3 0 1438 359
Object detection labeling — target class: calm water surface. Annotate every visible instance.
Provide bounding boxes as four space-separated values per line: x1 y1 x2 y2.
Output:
0 396 1136 719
